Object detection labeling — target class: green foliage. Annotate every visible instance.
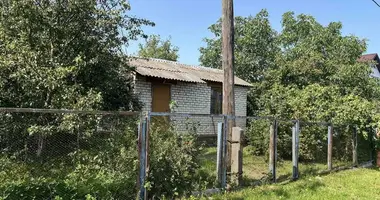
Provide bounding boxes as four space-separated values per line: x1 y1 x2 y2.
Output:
0 1 208 199
0 116 210 199
0 114 139 199
138 34 179 61
374 133 380 150
257 12 380 131
199 9 279 83
0 2 154 197
245 120 270 156
147 122 208 199
0 0 154 111
201 10 380 161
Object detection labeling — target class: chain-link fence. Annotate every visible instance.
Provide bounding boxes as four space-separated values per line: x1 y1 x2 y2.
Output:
242 117 272 186
243 118 375 186
0 108 377 199
0 108 140 200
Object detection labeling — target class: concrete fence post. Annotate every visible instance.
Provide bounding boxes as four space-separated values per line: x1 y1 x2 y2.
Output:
231 127 243 186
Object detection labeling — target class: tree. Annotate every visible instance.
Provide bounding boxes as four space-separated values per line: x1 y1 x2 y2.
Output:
0 0 155 168
199 9 279 83
0 2 210 199
201 10 380 160
260 12 378 121
138 34 179 61
0 0 154 111
0 1 153 198
199 9 279 115
247 12 380 160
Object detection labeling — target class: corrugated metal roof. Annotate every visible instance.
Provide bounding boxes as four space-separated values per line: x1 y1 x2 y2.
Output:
128 58 252 87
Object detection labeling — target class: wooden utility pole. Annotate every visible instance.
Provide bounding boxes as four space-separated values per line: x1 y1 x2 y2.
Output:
222 0 235 178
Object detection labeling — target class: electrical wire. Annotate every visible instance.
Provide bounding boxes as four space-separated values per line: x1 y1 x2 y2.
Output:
372 0 380 7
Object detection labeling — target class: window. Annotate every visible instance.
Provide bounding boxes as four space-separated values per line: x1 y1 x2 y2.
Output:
210 86 222 114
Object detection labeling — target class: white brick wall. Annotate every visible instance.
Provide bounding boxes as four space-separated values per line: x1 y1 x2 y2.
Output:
235 86 248 117
134 75 249 135
171 82 214 135
171 82 210 114
235 86 249 130
134 75 151 112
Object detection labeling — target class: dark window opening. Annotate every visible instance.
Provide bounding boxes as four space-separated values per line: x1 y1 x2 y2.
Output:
210 86 222 114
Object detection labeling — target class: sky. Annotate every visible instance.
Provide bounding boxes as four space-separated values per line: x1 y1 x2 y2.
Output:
128 0 380 66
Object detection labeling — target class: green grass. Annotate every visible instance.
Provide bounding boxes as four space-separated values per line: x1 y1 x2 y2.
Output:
195 168 380 200
196 147 377 199
199 147 351 186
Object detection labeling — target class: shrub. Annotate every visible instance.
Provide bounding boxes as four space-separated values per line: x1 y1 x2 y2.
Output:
146 121 208 199
0 117 211 199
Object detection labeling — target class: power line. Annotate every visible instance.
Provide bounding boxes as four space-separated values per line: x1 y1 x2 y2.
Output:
372 0 380 7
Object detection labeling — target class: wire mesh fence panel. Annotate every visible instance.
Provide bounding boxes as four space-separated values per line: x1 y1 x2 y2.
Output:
242 117 273 186
271 120 294 182
1 109 377 199
0 111 139 200
332 125 354 169
357 126 375 165
297 123 328 177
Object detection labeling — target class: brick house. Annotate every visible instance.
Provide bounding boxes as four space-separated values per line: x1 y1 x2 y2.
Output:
129 58 251 136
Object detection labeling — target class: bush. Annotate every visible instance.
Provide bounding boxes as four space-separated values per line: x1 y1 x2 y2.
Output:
245 120 270 156
0 122 139 200
146 120 208 199
0 117 210 199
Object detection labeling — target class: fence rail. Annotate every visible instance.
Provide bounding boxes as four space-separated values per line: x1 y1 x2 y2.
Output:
0 108 362 127
0 107 139 115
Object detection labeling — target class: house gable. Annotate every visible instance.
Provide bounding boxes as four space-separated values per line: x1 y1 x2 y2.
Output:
359 53 380 78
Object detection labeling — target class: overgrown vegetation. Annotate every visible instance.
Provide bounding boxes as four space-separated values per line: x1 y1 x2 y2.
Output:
0 1 211 199
0 1 379 198
200 10 380 163
0 114 211 199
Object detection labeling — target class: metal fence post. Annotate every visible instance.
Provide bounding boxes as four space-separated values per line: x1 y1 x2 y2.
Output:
138 117 148 200
216 122 223 185
353 125 358 167
292 120 300 180
145 114 150 200
269 119 277 182
137 121 141 191
221 115 228 189
327 125 333 170
369 127 375 164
